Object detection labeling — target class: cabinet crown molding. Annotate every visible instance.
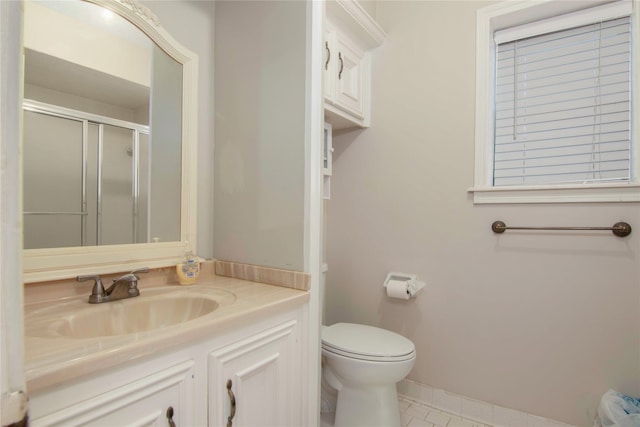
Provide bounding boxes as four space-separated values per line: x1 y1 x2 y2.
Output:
328 0 386 49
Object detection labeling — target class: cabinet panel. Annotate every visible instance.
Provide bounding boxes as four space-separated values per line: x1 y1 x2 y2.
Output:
333 36 365 120
31 360 195 427
208 319 301 427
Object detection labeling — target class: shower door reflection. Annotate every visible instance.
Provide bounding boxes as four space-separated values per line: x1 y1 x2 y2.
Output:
23 105 150 249
23 111 84 248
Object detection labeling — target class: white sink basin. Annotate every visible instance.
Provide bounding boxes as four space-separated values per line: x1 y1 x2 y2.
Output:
26 287 236 339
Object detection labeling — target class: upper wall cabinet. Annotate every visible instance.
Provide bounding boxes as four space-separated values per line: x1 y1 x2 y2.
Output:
324 0 386 130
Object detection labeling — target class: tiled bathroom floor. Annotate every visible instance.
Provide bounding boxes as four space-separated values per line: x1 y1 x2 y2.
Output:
398 398 490 427
320 397 490 427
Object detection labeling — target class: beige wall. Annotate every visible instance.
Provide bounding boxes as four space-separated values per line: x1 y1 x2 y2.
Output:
213 1 307 271
325 2 640 426
359 1 377 19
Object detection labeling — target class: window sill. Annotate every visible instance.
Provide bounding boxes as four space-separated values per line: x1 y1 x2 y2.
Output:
468 183 640 204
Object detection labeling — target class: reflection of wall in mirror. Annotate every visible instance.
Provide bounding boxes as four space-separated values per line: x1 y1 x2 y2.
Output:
24 1 151 87
24 80 148 124
24 0 151 123
149 44 182 244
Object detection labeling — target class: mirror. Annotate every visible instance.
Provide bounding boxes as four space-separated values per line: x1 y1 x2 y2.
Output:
22 0 198 282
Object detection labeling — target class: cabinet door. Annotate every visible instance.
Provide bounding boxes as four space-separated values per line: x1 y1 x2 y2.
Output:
333 34 366 120
208 319 301 427
324 28 336 103
30 361 195 427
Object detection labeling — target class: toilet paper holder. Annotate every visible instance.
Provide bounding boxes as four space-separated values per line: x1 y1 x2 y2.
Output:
383 272 425 299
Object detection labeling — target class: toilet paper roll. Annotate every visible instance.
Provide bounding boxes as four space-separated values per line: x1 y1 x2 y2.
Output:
386 279 410 300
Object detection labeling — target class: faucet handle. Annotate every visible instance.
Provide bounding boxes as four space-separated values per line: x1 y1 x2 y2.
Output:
117 268 148 298
77 274 104 293
130 267 150 279
76 274 107 303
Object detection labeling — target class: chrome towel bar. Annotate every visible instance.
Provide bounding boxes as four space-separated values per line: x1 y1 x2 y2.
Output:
24 211 88 216
491 221 632 238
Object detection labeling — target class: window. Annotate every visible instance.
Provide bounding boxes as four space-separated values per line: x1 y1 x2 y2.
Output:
472 0 640 203
495 16 631 186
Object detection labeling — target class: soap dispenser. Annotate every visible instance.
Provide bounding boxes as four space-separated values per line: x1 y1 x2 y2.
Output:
176 251 200 285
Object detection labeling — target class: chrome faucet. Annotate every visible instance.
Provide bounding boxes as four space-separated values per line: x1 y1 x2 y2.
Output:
77 267 149 304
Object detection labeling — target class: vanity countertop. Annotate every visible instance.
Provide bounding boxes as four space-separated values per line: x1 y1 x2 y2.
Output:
24 275 309 393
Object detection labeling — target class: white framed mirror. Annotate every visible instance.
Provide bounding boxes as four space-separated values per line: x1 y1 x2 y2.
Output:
22 0 198 283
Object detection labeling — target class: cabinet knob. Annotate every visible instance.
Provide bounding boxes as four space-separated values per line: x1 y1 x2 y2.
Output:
325 41 331 70
226 379 236 427
166 406 176 427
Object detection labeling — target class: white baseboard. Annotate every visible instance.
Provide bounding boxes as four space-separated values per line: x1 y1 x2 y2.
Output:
397 379 575 427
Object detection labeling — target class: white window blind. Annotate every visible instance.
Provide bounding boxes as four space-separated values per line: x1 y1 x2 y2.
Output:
493 16 632 187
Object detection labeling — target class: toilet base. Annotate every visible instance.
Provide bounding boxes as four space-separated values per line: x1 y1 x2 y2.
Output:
334 384 401 427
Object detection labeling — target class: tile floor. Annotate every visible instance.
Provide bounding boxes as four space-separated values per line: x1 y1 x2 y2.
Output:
320 397 489 427
398 397 490 427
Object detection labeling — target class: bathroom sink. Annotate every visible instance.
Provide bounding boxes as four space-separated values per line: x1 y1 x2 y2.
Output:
26 287 235 339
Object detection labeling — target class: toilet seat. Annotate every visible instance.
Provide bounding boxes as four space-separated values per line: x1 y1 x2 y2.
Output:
322 323 416 362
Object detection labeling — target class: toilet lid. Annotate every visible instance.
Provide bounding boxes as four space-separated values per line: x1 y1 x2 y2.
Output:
322 323 415 360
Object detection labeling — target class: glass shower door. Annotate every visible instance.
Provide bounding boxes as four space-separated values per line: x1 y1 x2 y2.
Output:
98 124 135 245
23 108 150 248
23 110 84 249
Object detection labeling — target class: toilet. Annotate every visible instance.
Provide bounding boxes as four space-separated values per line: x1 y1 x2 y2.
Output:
321 323 416 427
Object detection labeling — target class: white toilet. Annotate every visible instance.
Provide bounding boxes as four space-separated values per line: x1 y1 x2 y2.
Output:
321 323 416 427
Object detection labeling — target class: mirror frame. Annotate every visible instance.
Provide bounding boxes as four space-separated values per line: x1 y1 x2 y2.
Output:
22 0 198 283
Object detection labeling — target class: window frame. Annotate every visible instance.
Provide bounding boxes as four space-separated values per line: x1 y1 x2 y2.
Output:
470 0 640 204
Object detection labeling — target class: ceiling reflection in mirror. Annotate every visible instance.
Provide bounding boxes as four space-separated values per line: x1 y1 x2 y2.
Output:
23 0 182 249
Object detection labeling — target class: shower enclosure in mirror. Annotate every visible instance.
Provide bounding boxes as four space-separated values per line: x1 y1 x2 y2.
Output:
23 0 182 250
22 0 198 282
23 103 153 248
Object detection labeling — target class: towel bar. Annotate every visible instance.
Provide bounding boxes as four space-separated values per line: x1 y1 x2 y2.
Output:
491 221 632 237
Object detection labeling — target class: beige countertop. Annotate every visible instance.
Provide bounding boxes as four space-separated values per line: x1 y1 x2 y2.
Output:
24 275 309 393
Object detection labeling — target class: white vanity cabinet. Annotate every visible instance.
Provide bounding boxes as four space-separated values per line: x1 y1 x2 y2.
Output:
323 0 386 130
28 305 306 427
208 317 303 427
